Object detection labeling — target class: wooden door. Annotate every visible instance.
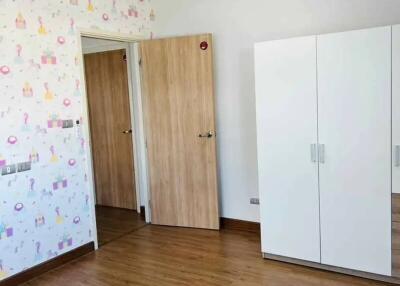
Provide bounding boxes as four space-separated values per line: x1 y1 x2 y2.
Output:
84 49 136 210
140 34 219 229
255 36 321 262
318 27 391 275
393 25 400 195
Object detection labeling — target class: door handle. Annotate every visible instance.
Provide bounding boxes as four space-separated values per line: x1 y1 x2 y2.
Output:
310 144 317 163
198 131 214 138
122 129 132 134
395 145 400 167
318 144 325 164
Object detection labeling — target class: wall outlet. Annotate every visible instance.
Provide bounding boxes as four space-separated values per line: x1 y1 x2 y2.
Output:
2 164 16 176
17 161 31 173
62 119 74 128
250 198 260 205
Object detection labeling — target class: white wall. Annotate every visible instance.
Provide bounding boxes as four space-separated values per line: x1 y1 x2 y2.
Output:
152 0 400 222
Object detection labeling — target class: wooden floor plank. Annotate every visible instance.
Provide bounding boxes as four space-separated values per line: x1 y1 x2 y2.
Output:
17 206 390 285
21 223 390 286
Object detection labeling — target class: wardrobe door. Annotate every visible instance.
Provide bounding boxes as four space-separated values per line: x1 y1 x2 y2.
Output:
393 25 400 277
255 36 320 262
393 25 400 194
318 26 392 275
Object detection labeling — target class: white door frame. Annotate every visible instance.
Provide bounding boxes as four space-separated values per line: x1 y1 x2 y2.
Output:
76 28 151 249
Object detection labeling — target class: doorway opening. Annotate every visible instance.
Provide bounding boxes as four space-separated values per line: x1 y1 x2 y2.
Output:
80 36 147 247
78 30 220 250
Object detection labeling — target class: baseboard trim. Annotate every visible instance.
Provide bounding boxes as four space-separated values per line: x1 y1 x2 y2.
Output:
263 252 400 285
220 217 260 234
0 241 95 286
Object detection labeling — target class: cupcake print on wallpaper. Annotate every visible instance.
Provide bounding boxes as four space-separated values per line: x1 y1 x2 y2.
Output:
0 0 154 280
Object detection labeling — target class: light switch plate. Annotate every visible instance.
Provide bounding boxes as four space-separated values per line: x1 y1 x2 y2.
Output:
2 164 16 176
62 120 74 128
250 198 260 205
17 161 31 173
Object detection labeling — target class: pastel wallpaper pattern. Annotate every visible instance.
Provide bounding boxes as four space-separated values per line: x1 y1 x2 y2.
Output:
0 0 154 280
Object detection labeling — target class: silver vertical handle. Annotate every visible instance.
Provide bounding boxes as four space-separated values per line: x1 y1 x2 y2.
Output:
395 145 400 167
319 144 325 164
310 144 317 163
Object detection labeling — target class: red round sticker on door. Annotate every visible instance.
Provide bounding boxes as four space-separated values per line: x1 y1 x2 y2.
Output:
200 41 208 51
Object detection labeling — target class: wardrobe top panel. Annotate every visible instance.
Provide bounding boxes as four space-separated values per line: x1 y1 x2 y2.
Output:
254 24 393 46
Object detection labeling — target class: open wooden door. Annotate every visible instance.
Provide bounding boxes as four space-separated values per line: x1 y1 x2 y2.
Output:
140 34 219 229
84 49 136 210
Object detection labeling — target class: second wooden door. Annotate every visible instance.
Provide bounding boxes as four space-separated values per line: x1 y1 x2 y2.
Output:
140 34 219 229
84 49 136 210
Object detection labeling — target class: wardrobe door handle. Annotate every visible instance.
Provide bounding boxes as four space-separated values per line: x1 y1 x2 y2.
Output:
310 144 317 163
395 145 400 167
319 144 325 164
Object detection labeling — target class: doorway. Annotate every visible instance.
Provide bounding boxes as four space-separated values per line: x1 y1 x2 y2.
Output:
81 37 146 246
78 31 220 249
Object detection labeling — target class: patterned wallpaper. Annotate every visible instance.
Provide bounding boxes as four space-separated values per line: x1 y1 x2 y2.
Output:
0 0 153 280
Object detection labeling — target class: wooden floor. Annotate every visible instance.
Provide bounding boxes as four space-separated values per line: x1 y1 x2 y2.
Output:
95 205 146 246
21 220 390 286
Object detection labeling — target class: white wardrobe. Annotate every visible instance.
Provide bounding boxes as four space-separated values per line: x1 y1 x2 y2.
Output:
255 25 399 280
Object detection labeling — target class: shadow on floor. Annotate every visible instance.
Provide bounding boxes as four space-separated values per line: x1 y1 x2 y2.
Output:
95 205 147 246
